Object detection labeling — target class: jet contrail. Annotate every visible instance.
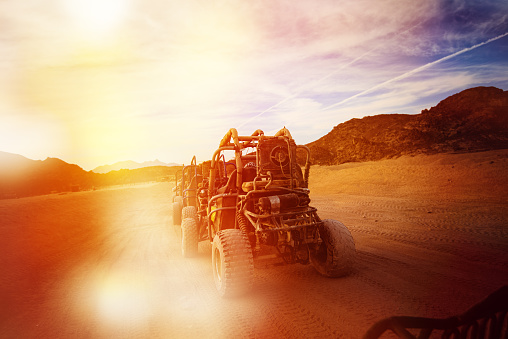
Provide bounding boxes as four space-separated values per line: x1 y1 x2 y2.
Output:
320 31 508 111
237 49 376 129
237 21 426 129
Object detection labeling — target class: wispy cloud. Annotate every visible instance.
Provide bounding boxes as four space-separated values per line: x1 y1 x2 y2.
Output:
1 0 507 168
320 32 508 112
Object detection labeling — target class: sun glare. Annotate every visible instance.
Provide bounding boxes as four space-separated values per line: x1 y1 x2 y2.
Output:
63 0 129 40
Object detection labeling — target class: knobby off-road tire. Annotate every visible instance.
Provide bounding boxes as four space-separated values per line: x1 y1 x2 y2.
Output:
236 213 256 249
172 196 183 225
212 229 254 298
182 206 197 221
181 217 198 258
311 219 356 277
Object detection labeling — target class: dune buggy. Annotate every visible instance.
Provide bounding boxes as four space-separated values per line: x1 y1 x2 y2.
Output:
172 127 356 297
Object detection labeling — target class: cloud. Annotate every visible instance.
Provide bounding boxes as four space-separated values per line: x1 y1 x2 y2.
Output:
320 31 508 112
1 0 508 168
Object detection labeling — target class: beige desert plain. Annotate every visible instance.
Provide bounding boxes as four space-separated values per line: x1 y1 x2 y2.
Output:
1 149 507 338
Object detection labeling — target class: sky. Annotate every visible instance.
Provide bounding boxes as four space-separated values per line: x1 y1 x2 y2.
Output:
1 0 507 170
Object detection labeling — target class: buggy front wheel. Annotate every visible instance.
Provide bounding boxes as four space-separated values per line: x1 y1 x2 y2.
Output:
181 217 198 257
212 229 254 298
182 205 197 221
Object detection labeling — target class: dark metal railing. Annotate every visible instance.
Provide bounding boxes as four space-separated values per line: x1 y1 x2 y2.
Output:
363 285 508 339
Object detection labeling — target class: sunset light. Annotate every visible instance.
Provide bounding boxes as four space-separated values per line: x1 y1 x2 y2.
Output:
0 0 507 169
1 1 507 338
63 0 130 41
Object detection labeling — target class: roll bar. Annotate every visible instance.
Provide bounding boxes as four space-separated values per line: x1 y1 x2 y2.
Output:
218 127 293 147
219 128 241 148
209 127 310 197
274 127 292 139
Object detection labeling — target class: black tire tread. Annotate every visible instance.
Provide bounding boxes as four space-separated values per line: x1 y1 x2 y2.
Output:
213 229 254 297
182 206 197 220
311 219 356 277
181 217 198 257
172 201 182 225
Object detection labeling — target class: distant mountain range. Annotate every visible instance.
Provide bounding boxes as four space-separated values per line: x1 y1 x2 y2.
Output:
306 86 508 165
2 86 507 199
0 152 182 198
92 160 181 173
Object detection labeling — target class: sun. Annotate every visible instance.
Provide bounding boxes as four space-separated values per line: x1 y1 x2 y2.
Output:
63 0 130 41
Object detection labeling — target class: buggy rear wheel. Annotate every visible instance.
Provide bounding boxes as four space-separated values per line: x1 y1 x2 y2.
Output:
181 217 198 257
172 196 183 225
212 229 254 298
311 219 356 277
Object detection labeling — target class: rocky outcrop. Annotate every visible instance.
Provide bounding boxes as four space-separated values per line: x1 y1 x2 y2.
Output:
307 86 508 165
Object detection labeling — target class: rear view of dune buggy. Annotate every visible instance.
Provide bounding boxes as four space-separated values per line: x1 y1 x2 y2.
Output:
172 127 356 297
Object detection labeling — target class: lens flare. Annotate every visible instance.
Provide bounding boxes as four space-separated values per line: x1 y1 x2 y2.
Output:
92 270 150 326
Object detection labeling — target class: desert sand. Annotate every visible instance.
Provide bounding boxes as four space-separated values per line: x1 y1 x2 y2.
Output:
1 150 507 338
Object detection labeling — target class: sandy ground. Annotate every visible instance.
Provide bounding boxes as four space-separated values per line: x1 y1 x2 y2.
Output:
0 150 507 338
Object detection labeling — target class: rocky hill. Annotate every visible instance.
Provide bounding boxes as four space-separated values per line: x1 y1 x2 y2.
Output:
306 86 508 165
0 152 182 199
2 86 507 198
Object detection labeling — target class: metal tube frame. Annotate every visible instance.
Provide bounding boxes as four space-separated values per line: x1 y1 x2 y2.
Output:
181 155 198 207
203 128 314 245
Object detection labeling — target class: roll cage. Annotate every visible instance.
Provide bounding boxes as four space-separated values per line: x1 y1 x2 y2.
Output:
208 128 310 195
205 128 315 244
